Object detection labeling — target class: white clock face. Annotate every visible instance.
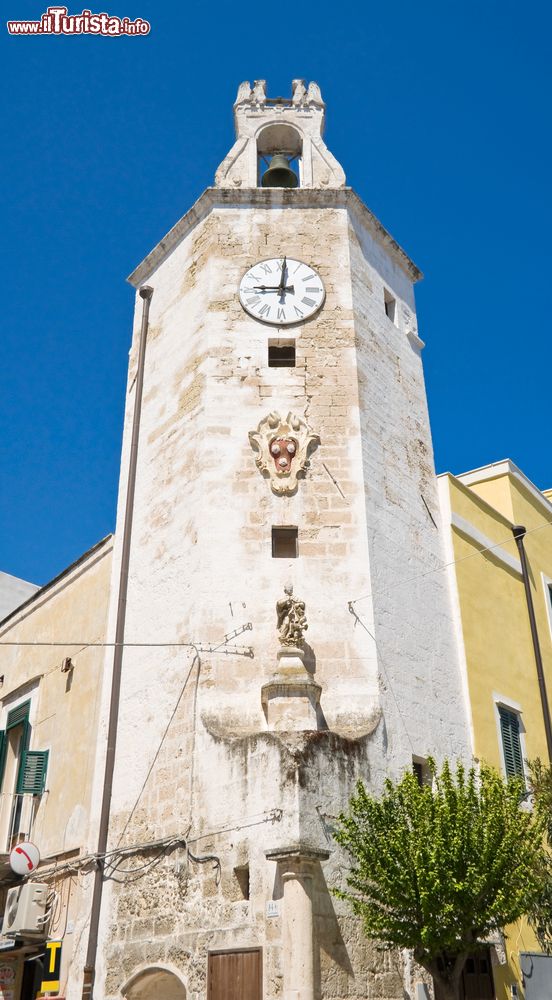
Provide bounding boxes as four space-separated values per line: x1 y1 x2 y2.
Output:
239 257 325 326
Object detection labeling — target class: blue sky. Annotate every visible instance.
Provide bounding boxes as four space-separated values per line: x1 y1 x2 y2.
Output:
2 1 551 584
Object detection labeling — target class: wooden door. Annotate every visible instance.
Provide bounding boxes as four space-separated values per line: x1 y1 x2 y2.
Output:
461 951 494 999
434 950 495 1000
208 949 262 1000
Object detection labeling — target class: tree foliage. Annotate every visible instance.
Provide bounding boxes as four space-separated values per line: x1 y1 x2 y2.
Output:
526 758 552 953
334 759 547 1000
528 757 552 846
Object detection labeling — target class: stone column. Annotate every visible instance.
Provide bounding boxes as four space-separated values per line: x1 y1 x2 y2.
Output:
266 847 329 1000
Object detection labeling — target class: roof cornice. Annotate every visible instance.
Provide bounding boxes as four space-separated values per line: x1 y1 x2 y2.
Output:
127 187 423 288
0 534 113 631
454 460 552 519
437 471 515 531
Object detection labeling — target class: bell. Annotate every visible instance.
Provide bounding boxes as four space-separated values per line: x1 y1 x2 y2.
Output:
262 153 298 189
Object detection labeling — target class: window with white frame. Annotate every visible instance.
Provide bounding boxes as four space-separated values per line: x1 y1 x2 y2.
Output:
497 705 525 781
0 699 48 851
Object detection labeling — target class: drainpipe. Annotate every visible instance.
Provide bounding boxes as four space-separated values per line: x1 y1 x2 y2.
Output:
512 525 552 763
82 285 154 1000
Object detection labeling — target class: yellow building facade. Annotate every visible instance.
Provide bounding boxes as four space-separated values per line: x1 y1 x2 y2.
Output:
438 460 552 1000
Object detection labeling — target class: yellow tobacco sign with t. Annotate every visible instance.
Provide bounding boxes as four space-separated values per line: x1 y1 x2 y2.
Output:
41 940 62 992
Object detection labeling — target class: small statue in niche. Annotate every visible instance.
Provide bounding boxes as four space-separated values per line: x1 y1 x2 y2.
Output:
276 584 308 647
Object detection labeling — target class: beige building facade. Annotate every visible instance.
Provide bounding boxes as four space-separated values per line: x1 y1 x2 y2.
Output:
0 536 113 1000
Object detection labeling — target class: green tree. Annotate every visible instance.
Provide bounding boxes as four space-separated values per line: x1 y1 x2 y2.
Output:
526 758 552 952
334 759 547 1000
528 757 552 846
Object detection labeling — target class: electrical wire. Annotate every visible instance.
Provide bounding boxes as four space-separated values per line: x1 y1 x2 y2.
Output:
1 520 550 649
348 516 552 608
103 840 180 876
348 601 415 753
5 835 187 886
186 808 283 845
187 848 221 884
36 888 59 925
105 851 177 885
115 650 201 845
13 810 283 887
0 640 249 649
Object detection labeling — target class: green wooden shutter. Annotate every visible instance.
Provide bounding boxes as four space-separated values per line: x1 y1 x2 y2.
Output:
6 701 30 729
16 749 49 795
6 700 31 788
499 707 524 779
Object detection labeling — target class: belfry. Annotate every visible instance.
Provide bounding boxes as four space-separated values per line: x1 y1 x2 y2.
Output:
89 80 470 1000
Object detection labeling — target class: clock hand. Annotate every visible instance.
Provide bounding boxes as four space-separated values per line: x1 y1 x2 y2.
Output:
253 284 295 293
278 256 287 293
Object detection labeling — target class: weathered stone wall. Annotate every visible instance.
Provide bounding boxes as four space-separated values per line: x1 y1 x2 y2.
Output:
101 729 407 1000
93 190 469 1000
347 209 469 786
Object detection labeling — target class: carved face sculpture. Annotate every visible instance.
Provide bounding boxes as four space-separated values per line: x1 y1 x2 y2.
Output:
270 437 297 475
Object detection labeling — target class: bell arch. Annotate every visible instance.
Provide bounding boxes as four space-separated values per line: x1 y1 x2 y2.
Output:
121 964 187 1000
256 122 303 186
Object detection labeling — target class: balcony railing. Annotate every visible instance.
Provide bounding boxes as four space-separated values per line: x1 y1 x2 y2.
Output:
0 792 38 853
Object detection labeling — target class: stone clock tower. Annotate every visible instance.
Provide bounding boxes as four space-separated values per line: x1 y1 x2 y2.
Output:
90 81 470 1000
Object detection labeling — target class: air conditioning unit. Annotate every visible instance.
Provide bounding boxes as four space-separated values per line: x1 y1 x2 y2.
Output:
3 882 48 936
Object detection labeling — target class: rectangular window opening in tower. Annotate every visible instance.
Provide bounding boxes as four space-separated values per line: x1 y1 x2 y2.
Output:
272 527 298 558
412 756 431 787
234 865 250 900
268 340 296 368
384 288 397 325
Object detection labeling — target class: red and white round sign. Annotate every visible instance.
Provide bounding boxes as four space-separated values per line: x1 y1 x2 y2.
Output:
9 841 40 875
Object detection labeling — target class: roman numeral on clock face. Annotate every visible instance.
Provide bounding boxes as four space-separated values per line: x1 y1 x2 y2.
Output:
239 258 324 325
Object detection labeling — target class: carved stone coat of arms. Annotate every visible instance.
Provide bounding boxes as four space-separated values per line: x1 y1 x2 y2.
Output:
249 411 320 496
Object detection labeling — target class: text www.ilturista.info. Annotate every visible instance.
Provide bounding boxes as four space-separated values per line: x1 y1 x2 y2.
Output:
7 6 150 35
